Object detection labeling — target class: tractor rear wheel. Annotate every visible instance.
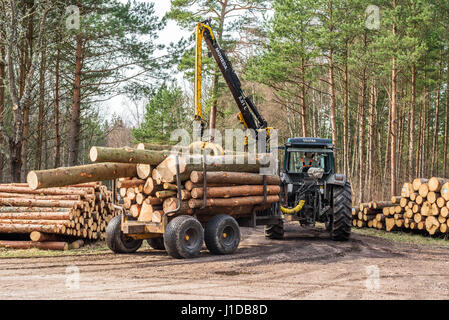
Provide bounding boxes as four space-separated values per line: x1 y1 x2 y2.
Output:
106 215 143 253
264 221 284 240
331 182 352 241
164 215 204 259
204 214 240 255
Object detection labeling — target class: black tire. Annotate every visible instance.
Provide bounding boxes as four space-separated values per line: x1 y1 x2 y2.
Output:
106 215 143 253
264 220 284 240
204 214 240 255
147 237 165 250
164 215 204 259
325 214 333 232
331 182 352 241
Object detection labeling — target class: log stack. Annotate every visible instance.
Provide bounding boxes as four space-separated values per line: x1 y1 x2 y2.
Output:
353 177 449 237
0 182 118 250
106 145 280 223
119 171 280 222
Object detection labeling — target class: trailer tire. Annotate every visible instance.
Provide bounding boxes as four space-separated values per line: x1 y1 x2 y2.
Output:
331 182 352 241
106 215 142 253
147 237 165 250
204 214 240 255
164 215 204 259
264 221 284 240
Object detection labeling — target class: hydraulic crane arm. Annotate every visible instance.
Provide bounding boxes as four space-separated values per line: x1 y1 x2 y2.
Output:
195 20 269 137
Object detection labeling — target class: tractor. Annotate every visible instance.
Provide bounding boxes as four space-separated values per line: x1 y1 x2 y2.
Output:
265 137 352 241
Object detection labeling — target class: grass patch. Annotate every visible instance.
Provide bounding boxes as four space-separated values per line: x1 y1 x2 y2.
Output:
0 241 111 259
0 239 153 259
352 227 449 247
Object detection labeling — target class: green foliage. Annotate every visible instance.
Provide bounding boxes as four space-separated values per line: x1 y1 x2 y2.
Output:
133 83 189 143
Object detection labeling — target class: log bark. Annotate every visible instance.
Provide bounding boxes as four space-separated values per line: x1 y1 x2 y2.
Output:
0 240 68 250
0 223 66 234
27 163 137 190
117 178 145 189
0 185 91 196
188 195 279 209
190 171 280 185
191 185 280 199
0 211 72 220
0 193 80 201
90 146 171 165
153 154 270 184
0 198 83 208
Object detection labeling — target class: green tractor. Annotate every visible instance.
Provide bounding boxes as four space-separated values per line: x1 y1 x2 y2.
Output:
265 137 352 241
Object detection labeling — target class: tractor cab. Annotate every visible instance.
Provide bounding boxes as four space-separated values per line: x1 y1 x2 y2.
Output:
282 138 335 182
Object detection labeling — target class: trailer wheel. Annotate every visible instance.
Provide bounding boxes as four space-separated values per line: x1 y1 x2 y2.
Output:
204 214 240 255
164 216 204 259
147 237 165 250
106 215 142 253
264 221 284 239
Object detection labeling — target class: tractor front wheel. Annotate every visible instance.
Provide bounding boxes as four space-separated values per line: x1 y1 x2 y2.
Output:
264 220 284 240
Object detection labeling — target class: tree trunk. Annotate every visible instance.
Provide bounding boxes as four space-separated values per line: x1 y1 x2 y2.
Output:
343 41 349 177
409 64 416 180
444 54 449 176
68 34 84 166
390 1 398 196
432 50 443 175
36 41 47 170
54 41 61 168
27 163 137 190
0 44 5 182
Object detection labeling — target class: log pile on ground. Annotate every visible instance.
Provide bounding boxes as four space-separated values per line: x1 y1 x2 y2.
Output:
100 145 280 223
0 182 117 250
353 177 449 237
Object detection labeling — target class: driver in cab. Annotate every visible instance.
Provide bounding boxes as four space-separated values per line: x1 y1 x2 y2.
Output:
301 152 315 173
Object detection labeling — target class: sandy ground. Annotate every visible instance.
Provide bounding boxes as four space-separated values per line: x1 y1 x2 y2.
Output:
1 223 449 300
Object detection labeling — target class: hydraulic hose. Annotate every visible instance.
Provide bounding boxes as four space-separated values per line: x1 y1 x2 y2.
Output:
280 200 305 214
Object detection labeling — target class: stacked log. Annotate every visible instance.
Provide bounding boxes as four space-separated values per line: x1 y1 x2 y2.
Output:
353 177 449 237
0 182 118 249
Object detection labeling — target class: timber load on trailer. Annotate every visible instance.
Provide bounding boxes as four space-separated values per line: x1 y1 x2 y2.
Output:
107 149 282 259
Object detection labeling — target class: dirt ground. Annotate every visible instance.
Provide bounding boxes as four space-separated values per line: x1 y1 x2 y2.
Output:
1 223 449 300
